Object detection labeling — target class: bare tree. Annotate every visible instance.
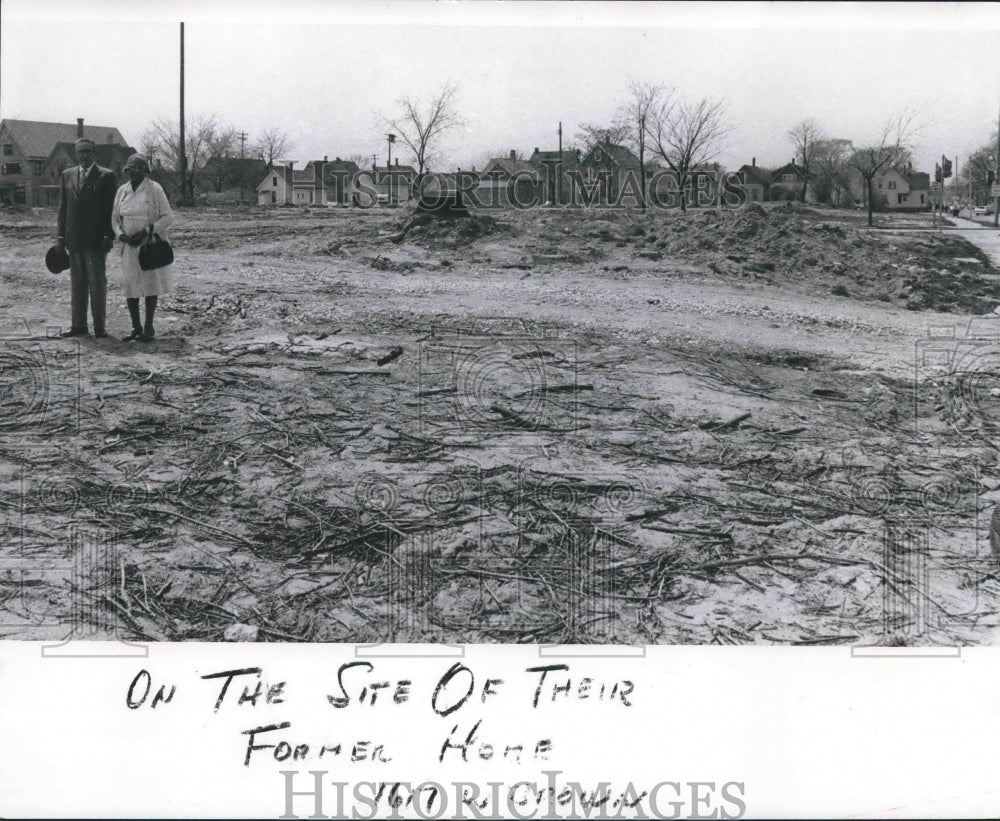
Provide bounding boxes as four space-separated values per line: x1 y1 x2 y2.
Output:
251 128 293 169
646 95 729 212
960 134 999 205
142 114 232 195
615 81 667 210
385 81 463 176
575 121 631 153
847 109 921 227
208 126 240 160
787 118 824 201
811 138 854 207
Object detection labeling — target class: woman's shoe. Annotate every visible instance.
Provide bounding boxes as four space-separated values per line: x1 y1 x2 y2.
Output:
140 329 155 343
122 328 143 341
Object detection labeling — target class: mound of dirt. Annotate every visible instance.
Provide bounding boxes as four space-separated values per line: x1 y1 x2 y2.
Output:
521 203 1000 314
393 212 513 249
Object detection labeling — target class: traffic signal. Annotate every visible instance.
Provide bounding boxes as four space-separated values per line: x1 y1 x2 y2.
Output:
935 163 942 183
942 156 953 178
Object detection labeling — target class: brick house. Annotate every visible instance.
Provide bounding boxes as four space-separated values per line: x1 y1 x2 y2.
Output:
0 118 128 206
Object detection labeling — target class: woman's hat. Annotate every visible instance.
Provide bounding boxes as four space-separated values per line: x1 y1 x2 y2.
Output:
45 245 70 274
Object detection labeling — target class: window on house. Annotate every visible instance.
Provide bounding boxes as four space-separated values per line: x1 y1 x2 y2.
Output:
888 181 896 190
1 163 21 175
272 177 277 187
898 194 904 205
31 161 42 174
2 145 12 156
782 174 796 184
920 194 925 204
878 182 882 189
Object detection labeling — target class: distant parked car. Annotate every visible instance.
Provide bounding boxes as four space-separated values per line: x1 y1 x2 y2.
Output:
973 206 994 216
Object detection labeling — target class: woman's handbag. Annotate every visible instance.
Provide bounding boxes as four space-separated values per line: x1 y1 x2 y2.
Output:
138 225 174 271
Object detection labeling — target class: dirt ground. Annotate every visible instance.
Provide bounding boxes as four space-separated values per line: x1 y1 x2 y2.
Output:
3 200 1000 646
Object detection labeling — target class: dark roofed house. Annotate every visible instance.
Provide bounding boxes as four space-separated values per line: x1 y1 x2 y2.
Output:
528 146 581 204
325 157 361 206
904 171 930 210
477 150 544 207
735 158 773 203
528 147 581 169
870 165 931 211
0 117 128 206
372 159 417 205
578 138 648 205
201 156 268 204
769 159 811 201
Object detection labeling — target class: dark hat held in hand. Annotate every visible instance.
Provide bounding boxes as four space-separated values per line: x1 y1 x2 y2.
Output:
46 245 70 274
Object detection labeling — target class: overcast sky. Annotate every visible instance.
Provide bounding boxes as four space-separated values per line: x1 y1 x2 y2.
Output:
3 1 999 175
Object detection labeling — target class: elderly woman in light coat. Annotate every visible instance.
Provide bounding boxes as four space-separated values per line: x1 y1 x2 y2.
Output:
112 154 174 342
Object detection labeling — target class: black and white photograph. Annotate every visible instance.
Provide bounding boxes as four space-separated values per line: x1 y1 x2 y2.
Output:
2 1 1000 817
3 1 1000 648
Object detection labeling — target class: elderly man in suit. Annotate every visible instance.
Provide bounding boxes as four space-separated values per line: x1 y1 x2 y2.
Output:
55 137 118 338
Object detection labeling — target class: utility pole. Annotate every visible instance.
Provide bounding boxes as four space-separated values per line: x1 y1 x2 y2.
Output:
557 120 563 205
239 131 247 159
386 133 395 168
179 22 189 205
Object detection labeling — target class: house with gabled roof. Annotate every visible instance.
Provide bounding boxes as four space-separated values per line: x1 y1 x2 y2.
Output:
528 146 581 204
325 157 361 206
872 165 930 212
769 159 811 201
477 150 544 207
255 161 321 206
0 117 128 206
577 138 652 205
735 158 772 203
371 159 417 205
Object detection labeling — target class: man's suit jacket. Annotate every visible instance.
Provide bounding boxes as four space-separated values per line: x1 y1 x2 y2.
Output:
57 164 118 251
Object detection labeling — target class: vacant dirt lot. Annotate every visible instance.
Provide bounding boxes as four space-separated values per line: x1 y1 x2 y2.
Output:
3 201 1000 645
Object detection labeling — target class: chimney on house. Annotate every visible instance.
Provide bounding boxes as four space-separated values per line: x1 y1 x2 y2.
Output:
76 118 84 138
509 149 516 161
395 158 399 166
604 134 611 145
534 147 539 155
324 155 328 162
791 157 796 166
752 157 756 167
